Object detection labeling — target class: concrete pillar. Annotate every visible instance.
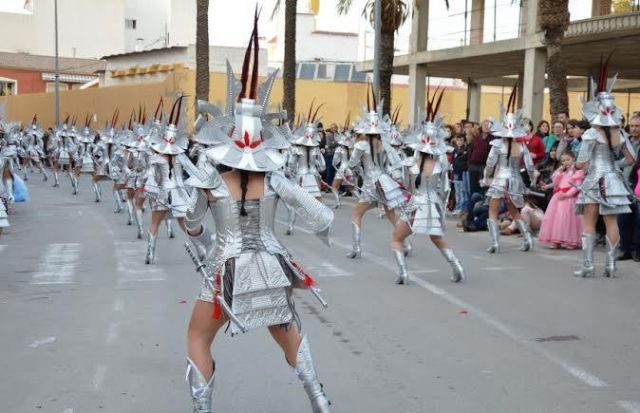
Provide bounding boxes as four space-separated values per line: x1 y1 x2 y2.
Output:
408 0 429 125
522 48 546 122
470 0 485 45
592 0 612 16
467 80 481 122
517 72 524 109
409 64 428 125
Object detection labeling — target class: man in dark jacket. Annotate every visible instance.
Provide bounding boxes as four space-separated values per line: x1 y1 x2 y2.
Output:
467 120 496 196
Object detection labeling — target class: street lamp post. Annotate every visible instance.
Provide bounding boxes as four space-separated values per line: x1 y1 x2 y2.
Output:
54 0 60 127
373 0 382 101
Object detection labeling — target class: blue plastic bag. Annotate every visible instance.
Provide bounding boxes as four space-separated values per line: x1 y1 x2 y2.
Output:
12 174 30 203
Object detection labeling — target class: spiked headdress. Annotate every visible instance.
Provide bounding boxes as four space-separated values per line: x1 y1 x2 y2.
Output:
406 87 449 155
335 112 355 148
492 84 527 139
150 95 189 155
353 83 390 135
580 53 622 127
291 99 324 147
194 8 290 172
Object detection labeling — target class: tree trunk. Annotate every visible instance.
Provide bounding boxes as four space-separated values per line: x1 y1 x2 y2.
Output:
379 31 394 116
538 0 570 121
283 0 297 123
195 0 210 102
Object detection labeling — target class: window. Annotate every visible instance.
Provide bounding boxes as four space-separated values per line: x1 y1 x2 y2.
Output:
0 78 17 96
350 68 367 82
316 63 335 80
125 18 137 29
299 63 316 80
333 64 351 82
45 82 69 93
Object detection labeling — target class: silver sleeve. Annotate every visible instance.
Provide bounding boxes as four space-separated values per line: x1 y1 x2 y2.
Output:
347 147 364 169
576 140 595 164
332 150 342 169
315 148 326 173
185 188 210 232
269 171 334 243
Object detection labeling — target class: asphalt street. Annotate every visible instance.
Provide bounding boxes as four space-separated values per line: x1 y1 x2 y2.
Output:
1 173 639 413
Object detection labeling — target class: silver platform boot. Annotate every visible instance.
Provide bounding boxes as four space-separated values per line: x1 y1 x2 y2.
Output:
73 175 79 195
393 249 409 285
574 233 595 278
135 209 144 239
440 248 465 283
403 239 413 257
286 208 295 235
53 170 59 187
487 219 500 253
22 169 28 181
145 231 157 264
125 199 134 225
41 168 49 181
93 182 101 202
113 190 123 213
332 188 341 209
346 222 362 258
186 357 215 413
515 219 533 251
166 219 175 239
603 236 619 278
294 336 331 413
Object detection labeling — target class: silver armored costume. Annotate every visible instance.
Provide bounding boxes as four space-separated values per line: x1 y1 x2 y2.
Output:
393 95 465 284
0 155 14 230
23 116 49 181
482 103 536 254
574 63 632 278
330 130 354 208
181 19 332 411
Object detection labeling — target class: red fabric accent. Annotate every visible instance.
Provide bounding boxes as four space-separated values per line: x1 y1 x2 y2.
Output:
289 260 316 287
212 272 222 319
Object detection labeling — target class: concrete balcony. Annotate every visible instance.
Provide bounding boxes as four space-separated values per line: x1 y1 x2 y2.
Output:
565 12 640 41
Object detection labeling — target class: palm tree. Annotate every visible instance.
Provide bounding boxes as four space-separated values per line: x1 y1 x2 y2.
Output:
272 0 298 123
538 0 570 121
337 0 409 116
195 0 210 102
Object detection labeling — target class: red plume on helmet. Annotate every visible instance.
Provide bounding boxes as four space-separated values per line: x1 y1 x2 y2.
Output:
238 6 261 102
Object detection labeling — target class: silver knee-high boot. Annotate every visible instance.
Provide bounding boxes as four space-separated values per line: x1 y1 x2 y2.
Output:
113 190 123 213
346 222 362 258
403 239 413 257
393 249 409 285
332 188 341 209
135 209 144 239
574 233 595 277
93 182 101 202
440 248 465 283
487 219 500 253
53 170 59 187
41 167 49 181
286 208 295 235
145 231 157 264
515 219 534 251
294 336 331 413
166 219 175 239
73 175 79 195
604 236 619 278
125 199 134 225
186 357 215 413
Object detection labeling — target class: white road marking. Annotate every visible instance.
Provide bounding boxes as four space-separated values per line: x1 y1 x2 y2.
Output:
618 401 640 413
28 336 57 348
106 322 120 346
31 243 80 285
0 244 7 253
482 266 525 271
329 235 609 389
91 365 107 392
114 241 165 282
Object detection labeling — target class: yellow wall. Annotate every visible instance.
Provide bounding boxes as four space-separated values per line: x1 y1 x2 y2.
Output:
2 68 640 131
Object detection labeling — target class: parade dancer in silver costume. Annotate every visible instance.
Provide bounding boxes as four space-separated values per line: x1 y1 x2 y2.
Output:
181 16 332 412
104 111 127 213
47 125 61 187
392 90 465 284
69 119 83 194
1 122 22 174
481 87 536 254
330 118 355 209
143 96 189 263
574 58 634 278
0 145 14 236
346 87 410 259
76 115 97 199
56 118 80 195
285 102 326 234
124 108 154 239
23 116 49 182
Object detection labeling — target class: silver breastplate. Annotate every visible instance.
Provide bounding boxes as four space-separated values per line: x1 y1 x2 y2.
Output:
589 142 616 176
495 152 520 179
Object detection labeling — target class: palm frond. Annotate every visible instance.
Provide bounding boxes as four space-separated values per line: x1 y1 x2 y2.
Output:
270 0 282 20
336 0 356 15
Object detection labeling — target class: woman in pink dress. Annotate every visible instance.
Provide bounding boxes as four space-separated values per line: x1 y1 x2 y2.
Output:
538 150 585 249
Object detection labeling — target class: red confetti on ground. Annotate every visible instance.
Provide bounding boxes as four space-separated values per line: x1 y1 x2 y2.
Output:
458 310 468 315
178 300 187 304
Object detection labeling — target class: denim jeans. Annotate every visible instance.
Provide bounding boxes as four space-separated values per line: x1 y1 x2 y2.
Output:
453 171 469 211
